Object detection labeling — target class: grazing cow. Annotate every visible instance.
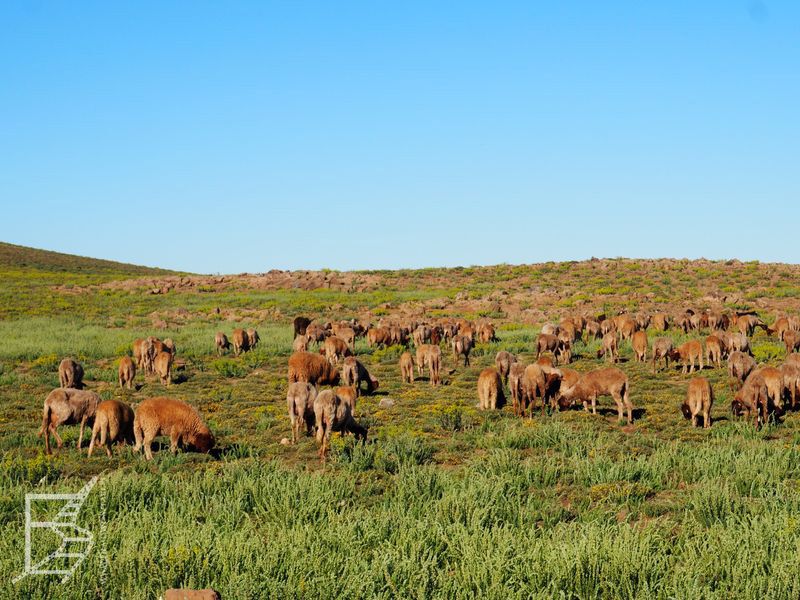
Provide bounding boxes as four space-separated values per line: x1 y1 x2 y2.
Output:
705 335 723 368
39 388 100 454
495 351 516 384
631 331 648 362
293 316 312 339
321 336 352 365
559 367 633 424
288 351 340 386
341 357 379 397
682 378 714 428
87 400 135 457
477 368 504 410
651 338 674 373
451 334 473 367
416 344 442 385
399 351 414 383
232 329 249 356
728 351 757 389
118 356 136 389
153 351 173 386
597 332 619 363
215 332 230 356
59 358 84 389
314 389 367 461
669 341 704 373
286 381 317 444
133 397 215 460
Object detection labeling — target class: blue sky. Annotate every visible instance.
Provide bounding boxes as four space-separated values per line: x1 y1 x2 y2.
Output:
1 1 798 273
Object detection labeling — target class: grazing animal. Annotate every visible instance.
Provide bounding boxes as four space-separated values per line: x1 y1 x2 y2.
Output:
246 329 260 350
341 357 379 396
87 400 135 457
705 335 723 368
617 316 637 341
780 363 800 409
597 332 619 363
737 315 767 337
416 344 442 385
495 351 516 384
752 366 784 413
651 313 669 331
728 351 757 389
334 326 356 350
536 334 559 360
367 327 392 348
731 373 770 429
39 388 100 454
133 338 153 373
215 332 230 356
286 382 317 444
58 358 84 389
669 341 704 373
477 322 498 344
293 316 312 338
682 378 714 428
651 338 674 373
292 335 309 353
153 350 173 386
631 331 648 362
413 325 431 347
232 328 250 356
477 368 504 410
133 397 215 460
322 336 352 365
556 367 581 410
508 362 527 416
287 351 340 386
163 338 177 355
560 367 633 424
521 364 561 416
768 317 791 341
451 334 474 367
536 355 555 368
164 590 221 600
313 389 367 461
784 330 800 354
118 356 136 389
400 351 414 383
584 320 602 340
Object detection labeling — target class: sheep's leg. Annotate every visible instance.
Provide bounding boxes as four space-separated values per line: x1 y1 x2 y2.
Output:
170 430 180 454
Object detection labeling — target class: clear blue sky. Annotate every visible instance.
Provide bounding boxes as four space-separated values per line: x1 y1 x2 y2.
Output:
1 1 798 273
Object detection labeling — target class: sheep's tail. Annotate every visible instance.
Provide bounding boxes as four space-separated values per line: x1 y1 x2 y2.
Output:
39 403 50 437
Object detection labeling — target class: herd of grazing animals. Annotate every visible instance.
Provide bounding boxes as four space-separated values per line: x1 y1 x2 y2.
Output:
33 306 800 464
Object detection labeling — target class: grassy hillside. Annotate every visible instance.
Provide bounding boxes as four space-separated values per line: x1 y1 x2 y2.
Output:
3 245 800 598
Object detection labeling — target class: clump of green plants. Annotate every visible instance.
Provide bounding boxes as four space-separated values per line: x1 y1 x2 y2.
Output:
210 359 248 378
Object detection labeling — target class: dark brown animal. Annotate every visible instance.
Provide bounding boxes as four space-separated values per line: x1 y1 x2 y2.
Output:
682 378 713 428
39 388 100 454
58 358 84 389
287 352 340 386
341 357 379 396
215 332 230 356
87 400 135 457
133 397 215 460
293 316 312 338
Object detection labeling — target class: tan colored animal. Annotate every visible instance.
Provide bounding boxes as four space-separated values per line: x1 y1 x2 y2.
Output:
313 389 367 461
215 332 230 355
495 351 516 384
451 334 473 367
477 322 497 344
751 366 783 413
334 326 356 349
508 362 527 416
780 363 800 409
737 314 767 337
133 338 153 373
58 358 84 389
163 590 220 600
536 334 559 360
669 341 704 373
305 323 330 346
556 367 581 410
521 364 562 417
682 378 713 428
769 317 791 341
246 328 260 350
367 327 392 348
39 388 100 454
584 320 602 340
784 330 800 354
341 357 379 396
617 316 637 341
477 368 504 410
292 335 309 353
731 373 769 429
232 328 249 356
560 367 633 424
286 381 317 444
597 333 619 363
400 351 414 383
287 351 340 386
705 335 723 368
631 331 648 362
133 397 215 460
322 336 352 365
412 325 431 347
728 351 756 389
118 356 136 389
163 338 177 355
334 385 359 411
416 344 442 385
556 340 572 365
153 350 173 386
536 355 555 368
651 337 674 373
87 400 135 457
651 313 669 331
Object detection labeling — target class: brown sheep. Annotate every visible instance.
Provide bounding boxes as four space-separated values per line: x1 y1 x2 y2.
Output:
728 351 756 389
631 331 648 362
737 314 767 337
58 358 84 389
118 356 136 389
164 590 220 600
133 397 215 460
314 389 367 461
215 332 230 356
556 340 572 365
341 357 378 396
292 335 309 353
682 378 714 428
752 366 784 413
477 322 497 344
416 344 442 385
246 328 260 350
728 333 752 356
508 362 527 416
287 351 340 386
536 334 559 360
293 316 312 338
521 364 561 416
367 327 392 348
557 320 578 344
286 381 317 444
536 355 555 368
163 338 177 355
322 336 352 365
651 338 674 373
784 330 800 354
412 325 431 347
477 368 504 410
556 367 581 410
334 326 356 350
780 363 800 409
133 338 152 372
334 385 359 411
597 332 619 363
768 316 791 341
651 313 669 331
705 335 723 368
400 351 414 383
560 367 633 424
617 316 637 341
232 328 249 356
153 350 173 386
669 341 704 373
584 320 602 340
39 388 100 454
87 400 135 457
731 373 770 429
451 334 473 367
495 351 516 384
305 323 330 346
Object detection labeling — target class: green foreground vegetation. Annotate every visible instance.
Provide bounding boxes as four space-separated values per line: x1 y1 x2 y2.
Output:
2 242 800 599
